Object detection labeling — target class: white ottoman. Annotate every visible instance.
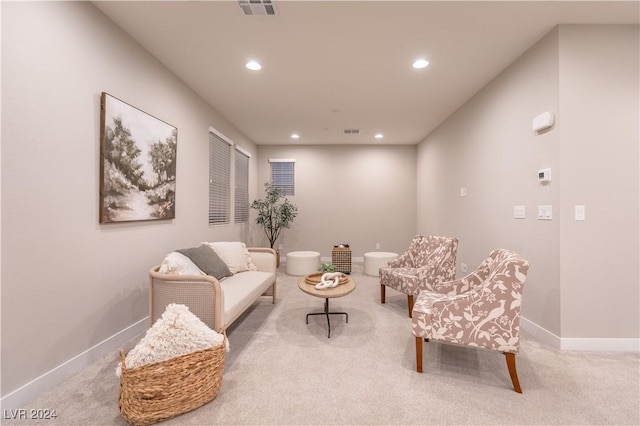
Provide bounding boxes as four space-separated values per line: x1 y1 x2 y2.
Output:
364 252 399 276
286 251 321 276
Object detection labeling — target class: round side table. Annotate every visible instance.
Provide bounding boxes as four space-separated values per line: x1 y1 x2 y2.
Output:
297 275 356 338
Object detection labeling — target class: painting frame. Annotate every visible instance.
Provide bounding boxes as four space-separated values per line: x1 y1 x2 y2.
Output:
99 92 177 223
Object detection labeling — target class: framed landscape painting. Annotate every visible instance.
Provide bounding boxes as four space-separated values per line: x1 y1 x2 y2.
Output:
99 92 177 223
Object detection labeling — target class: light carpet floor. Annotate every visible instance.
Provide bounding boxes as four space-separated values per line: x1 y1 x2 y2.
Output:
7 266 640 425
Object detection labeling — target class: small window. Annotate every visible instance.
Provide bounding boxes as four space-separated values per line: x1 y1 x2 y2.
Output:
234 146 250 224
209 130 231 225
269 159 295 196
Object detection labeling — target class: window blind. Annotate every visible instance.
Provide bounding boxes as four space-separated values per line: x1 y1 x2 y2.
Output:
269 159 295 196
234 147 250 224
209 131 231 225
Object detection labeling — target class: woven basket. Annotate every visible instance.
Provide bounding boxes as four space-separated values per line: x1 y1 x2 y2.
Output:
332 247 352 274
118 334 226 426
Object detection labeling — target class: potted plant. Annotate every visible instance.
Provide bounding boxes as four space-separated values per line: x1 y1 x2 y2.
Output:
251 182 298 266
319 263 336 273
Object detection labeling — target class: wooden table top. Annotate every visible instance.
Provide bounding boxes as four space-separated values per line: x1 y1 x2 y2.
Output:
297 275 356 298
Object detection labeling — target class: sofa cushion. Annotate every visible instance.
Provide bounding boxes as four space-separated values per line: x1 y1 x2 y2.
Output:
158 252 205 276
204 241 254 273
176 245 232 280
220 271 274 327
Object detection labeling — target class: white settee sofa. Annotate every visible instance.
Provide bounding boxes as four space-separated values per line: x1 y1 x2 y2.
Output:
149 244 277 331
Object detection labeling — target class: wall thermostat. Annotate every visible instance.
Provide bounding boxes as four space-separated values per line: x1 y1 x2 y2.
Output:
538 168 551 183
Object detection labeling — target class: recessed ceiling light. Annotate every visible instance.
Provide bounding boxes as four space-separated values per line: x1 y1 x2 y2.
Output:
246 60 262 71
412 59 429 69
375 133 384 139
290 133 300 139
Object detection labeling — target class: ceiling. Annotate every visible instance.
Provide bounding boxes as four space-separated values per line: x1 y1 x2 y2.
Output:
93 1 638 146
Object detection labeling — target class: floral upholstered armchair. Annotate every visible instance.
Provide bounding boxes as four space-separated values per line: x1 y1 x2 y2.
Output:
379 235 458 317
411 249 530 393
386 234 428 269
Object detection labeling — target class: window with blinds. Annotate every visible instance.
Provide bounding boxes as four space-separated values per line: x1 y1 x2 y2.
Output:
234 147 250 224
269 159 295 196
209 131 231 225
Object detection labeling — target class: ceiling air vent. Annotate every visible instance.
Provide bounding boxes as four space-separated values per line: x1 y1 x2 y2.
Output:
343 129 360 135
238 0 276 16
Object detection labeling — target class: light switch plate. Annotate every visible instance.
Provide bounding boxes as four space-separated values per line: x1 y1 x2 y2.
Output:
538 205 552 220
513 205 526 219
575 205 585 221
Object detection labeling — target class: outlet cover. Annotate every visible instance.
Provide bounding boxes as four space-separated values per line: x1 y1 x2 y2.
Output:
538 205 552 220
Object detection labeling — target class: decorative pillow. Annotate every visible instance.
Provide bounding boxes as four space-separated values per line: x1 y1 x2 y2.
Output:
242 243 258 271
158 252 204 276
176 245 232 280
116 303 228 375
203 241 250 274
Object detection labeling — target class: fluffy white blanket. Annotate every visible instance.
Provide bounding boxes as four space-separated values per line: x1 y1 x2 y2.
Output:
116 303 227 376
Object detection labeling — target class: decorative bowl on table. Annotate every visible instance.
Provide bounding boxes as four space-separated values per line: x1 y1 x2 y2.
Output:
304 272 349 286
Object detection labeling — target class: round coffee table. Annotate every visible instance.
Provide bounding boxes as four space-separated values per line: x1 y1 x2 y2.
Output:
297 275 356 338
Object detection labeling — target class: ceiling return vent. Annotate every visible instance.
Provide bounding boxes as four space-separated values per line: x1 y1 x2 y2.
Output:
238 0 276 16
343 129 360 135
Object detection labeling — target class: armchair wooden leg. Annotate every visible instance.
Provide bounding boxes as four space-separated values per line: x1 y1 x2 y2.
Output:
505 352 522 393
407 294 414 318
380 284 386 304
415 336 423 372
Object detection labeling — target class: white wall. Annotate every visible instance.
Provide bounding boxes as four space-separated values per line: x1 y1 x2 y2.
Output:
255 145 417 258
1 1 259 400
558 25 639 339
417 28 561 335
417 25 639 344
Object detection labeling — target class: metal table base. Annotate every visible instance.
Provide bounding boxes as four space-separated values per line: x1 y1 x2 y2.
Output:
305 297 348 338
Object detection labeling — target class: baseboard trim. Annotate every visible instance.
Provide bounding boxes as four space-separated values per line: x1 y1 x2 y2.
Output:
560 337 640 352
521 316 639 352
0 317 148 410
281 257 364 265
521 316 561 349
319 256 364 263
